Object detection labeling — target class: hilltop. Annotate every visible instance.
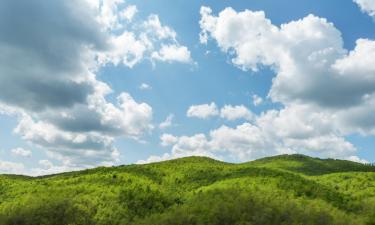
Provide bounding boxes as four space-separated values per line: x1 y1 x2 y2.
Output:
1 154 375 225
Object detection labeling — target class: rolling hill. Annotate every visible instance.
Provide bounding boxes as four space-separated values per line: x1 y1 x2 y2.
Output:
1 154 375 225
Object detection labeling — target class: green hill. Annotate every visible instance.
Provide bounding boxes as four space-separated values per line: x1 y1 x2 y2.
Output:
249 154 375 175
1 154 375 225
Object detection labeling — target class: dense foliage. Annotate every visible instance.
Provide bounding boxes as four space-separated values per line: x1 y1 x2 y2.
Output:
1 154 375 225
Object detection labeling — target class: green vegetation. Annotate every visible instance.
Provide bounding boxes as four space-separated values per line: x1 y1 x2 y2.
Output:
1 154 375 225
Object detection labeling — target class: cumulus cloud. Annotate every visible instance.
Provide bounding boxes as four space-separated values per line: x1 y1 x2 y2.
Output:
200 6 375 136
39 159 54 169
187 103 253 121
143 14 177 40
354 0 375 18
151 45 192 63
98 13 193 67
252 95 263 106
159 114 174 129
28 159 80 176
144 104 360 163
11 148 32 158
140 7 375 164
98 31 147 68
14 114 119 167
0 0 178 172
160 133 179 146
12 91 153 167
346 155 368 164
0 159 25 174
139 83 152 90
141 133 217 164
0 157 86 176
0 0 107 112
220 105 254 121
136 153 173 164
120 5 138 22
187 103 219 119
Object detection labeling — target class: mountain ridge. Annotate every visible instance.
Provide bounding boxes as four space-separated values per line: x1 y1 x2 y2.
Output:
2 154 373 178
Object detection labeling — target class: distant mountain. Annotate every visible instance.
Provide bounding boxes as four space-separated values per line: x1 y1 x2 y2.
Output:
1 154 375 225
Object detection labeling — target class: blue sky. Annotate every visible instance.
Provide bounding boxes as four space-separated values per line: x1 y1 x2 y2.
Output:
1 0 375 175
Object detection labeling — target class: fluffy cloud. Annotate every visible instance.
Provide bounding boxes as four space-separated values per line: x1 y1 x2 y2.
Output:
187 103 253 121
0 160 25 174
354 0 375 18
0 0 174 172
98 13 193 67
13 91 153 167
98 31 147 68
139 133 217 164
11 148 32 158
200 6 375 136
0 0 107 112
220 105 254 121
39 160 54 169
0 0 195 173
0 0 118 168
151 45 192 63
29 159 82 176
160 134 179 146
120 5 138 22
146 104 359 163
187 103 219 119
14 115 119 167
139 83 152 90
159 114 174 129
140 7 375 164
252 95 263 106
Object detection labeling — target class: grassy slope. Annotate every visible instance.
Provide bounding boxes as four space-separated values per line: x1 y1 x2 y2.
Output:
1 154 375 225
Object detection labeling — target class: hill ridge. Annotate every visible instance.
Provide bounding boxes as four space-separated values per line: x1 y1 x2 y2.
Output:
1 154 375 224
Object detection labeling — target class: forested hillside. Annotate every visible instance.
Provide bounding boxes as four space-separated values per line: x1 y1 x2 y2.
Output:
1 154 375 225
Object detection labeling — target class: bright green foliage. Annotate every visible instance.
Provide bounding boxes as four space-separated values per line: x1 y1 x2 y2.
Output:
0 154 375 225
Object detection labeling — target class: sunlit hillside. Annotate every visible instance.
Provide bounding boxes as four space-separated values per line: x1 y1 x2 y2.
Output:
1 154 375 225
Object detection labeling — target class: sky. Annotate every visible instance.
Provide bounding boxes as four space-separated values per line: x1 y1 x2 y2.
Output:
1 0 375 175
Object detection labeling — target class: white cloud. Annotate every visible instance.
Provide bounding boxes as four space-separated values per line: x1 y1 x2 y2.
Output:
220 105 254 121
30 159 82 176
90 0 125 30
333 39 375 76
200 6 375 138
120 5 138 22
159 114 174 129
136 153 172 164
11 148 32 158
354 0 375 18
187 103 254 121
11 88 153 168
143 14 177 41
252 95 263 106
139 83 152 90
98 31 147 68
98 12 193 67
138 5 373 165
158 133 216 160
160 134 178 146
14 114 120 167
0 160 25 174
39 159 54 169
0 0 177 173
187 102 219 119
346 155 368 164
145 103 363 163
151 44 192 64
90 92 154 138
